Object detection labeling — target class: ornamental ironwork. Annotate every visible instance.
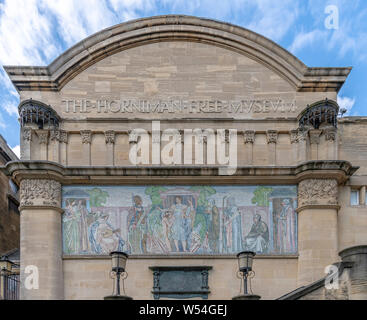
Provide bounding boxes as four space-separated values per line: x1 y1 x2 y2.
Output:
298 99 338 130
19 99 60 129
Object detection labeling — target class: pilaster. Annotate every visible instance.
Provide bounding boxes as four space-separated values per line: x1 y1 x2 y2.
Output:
19 178 63 300
297 178 340 286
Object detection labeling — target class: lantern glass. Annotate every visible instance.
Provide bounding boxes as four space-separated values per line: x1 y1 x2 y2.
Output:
110 251 128 272
237 251 256 273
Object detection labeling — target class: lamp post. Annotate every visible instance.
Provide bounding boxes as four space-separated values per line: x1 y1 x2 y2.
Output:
232 251 261 300
104 251 133 300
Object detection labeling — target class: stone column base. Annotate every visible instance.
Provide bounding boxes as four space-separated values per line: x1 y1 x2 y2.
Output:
104 295 133 300
232 294 261 300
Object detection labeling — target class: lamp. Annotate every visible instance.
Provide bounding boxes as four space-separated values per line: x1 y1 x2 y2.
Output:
111 251 128 274
232 251 261 300
237 251 255 274
104 251 132 300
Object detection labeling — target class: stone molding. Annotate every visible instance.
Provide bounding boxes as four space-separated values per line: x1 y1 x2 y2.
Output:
2 160 358 186
20 179 61 208
298 178 338 208
80 130 92 144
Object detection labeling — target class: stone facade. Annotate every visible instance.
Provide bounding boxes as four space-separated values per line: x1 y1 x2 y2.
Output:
1 15 367 300
0 135 19 255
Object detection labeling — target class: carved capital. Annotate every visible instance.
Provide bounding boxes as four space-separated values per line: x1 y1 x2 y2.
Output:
290 129 298 144
309 129 322 145
298 179 338 208
20 179 61 208
105 130 115 144
50 129 60 142
36 130 49 145
22 127 32 142
324 127 337 141
80 130 92 144
297 128 308 142
59 130 68 144
266 130 278 144
244 130 255 144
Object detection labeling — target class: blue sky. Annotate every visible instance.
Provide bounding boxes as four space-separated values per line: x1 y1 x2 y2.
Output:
0 0 366 156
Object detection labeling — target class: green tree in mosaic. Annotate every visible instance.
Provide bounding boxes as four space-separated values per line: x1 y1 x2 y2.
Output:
86 188 109 207
189 186 216 240
251 186 273 206
145 186 168 206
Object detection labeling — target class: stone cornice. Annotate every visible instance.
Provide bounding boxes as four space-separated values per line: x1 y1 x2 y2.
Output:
4 15 351 93
0 160 358 185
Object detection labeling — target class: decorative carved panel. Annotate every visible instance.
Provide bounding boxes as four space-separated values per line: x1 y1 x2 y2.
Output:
80 130 92 144
298 179 338 207
266 130 278 144
20 179 61 207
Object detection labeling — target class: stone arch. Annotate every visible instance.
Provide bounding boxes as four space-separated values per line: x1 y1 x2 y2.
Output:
4 15 351 92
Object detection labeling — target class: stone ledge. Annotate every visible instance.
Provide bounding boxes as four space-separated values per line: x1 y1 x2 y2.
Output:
62 254 299 260
1 160 358 185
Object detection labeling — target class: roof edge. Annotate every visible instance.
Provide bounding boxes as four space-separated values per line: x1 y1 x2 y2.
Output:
3 15 351 93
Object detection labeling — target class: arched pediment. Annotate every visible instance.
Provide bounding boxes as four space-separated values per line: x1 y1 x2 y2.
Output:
4 15 350 92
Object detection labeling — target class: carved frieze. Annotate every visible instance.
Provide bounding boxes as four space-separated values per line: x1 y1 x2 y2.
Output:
266 130 278 144
298 179 338 207
20 179 61 207
105 130 115 144
80 130 92 144
244 130 255 144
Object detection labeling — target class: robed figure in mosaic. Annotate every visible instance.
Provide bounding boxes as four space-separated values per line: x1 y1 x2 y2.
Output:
63 200 80 254
223 196 243 253
170 196 194 252
244 213 269 253
275 199 297 253
206 199 220 253
128 195 148 254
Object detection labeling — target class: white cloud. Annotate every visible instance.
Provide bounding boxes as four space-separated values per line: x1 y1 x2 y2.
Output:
244 0 300 41
288 29 326 54
11 145 20 158
0 112 6 129
337 95 355 115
